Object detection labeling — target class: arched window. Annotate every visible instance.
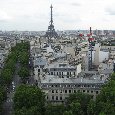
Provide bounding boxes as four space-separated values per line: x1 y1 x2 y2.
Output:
56 96 58 100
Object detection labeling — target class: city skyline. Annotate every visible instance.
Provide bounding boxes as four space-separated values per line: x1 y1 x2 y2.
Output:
0 0 115 31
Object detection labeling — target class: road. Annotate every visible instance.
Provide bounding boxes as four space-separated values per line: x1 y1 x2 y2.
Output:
2 63 21 115
2 61 35 115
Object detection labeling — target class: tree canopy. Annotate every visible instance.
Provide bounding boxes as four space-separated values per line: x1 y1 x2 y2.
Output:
0 41 30 114
18 66 29 82
13 84 45 114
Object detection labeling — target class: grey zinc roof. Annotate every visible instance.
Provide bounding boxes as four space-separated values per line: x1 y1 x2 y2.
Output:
41 75 105 84
46 62 76 69
0 54 3 60
54 52 66 59
34 57 47 66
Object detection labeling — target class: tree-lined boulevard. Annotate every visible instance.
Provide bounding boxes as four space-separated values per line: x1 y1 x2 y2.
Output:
0 41 32 115
0 41 115 115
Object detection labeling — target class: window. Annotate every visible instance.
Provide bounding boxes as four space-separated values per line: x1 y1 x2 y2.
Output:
74 72 75 75
56 96 58 100
51 72 53 75
47 96 48 99
52 96 54 100
67 72 69 75
60 90 62 93
65 90 67 93
91 91 93 93
83 90 85 92
78 85 81 87
60 96 62 100
56 90 58 93
52 90 54 93
92 85 94 87
38 69 40 72
96 91 98 94
74 90 76 93
69 90 71 93
91 95 94 99
70 72 71 75
87 90 89 93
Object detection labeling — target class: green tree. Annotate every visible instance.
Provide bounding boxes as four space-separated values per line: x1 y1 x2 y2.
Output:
1 69 13 85
14 106 41 115
4 59 16 73
70 102 84 115
66 92 92 114
102 102 115 115
45 104 65 115
18 51 29 65
0 41 30 113
63 110 73 115
0 87 6 114
18 67 29 83
13 84 45 114
6 52 17 63
97 80 115 105
111 72 115 80
95 72 115 115
87 99 96 115
99 112 106 115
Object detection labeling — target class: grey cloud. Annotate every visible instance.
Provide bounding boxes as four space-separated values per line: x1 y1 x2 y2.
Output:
105 8 115 15
71 3 81 6
55 14 81 23
54 12 66 17
0 19 7 22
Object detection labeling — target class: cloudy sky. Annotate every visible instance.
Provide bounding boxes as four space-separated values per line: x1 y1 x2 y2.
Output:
0 0 115 31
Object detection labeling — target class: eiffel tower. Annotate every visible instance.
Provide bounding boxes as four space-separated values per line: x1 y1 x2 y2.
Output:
45 5 58 40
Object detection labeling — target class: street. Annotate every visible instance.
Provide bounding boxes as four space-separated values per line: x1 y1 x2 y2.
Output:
2 58 35 115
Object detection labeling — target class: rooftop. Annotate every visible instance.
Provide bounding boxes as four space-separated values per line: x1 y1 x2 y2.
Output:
41 75 106 84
